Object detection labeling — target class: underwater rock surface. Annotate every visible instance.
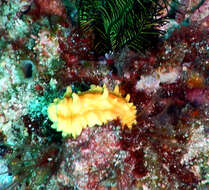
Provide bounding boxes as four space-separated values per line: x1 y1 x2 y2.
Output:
0 0 208 189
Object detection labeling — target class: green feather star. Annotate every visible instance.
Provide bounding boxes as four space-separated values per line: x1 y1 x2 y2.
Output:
76 0 176 55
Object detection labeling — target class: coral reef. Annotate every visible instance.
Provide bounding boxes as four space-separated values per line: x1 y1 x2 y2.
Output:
0 0 208 189
57 121 141 189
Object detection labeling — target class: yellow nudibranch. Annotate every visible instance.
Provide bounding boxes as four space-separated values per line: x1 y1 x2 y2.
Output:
48 84 137 138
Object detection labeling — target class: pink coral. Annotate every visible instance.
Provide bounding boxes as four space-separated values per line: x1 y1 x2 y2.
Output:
57 121 143 189
34 0 66 17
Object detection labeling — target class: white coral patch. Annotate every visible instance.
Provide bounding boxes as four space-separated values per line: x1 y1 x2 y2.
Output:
136 74 160 93
136 67 180 94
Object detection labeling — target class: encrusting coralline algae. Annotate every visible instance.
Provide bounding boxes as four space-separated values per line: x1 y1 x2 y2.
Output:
0 0 209 189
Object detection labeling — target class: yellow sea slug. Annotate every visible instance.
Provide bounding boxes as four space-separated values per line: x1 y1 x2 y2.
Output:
48 84 137 138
